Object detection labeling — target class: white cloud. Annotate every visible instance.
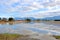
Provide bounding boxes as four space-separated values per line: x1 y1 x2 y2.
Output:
0 0 60 18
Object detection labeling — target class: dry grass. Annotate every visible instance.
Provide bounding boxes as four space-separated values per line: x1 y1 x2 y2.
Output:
0 33 23 40
53 35 60 39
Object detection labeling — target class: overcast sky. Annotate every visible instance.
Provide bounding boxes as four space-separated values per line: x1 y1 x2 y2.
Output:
0 0 60 18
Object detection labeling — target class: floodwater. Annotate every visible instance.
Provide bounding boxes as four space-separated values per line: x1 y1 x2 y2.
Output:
0 21 60 35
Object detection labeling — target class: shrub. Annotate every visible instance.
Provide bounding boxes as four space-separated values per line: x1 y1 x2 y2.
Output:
8 17 14 21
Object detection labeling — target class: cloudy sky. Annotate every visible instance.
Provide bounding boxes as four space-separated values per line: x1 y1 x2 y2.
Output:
0 0 60 18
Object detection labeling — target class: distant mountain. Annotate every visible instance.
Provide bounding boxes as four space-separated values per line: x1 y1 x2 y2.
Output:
25 17 36 20
14 17 25 20
14 16 60 20
42 16 60 20
14 17 36 20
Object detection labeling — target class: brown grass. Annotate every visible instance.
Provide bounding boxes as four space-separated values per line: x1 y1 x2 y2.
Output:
0 33 23 40
53 35 60 39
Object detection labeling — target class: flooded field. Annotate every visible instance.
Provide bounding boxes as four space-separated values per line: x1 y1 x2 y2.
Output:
0 21 60 35
0 21 60 40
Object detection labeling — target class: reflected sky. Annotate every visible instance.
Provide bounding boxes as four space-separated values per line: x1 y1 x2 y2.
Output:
0 22 60 35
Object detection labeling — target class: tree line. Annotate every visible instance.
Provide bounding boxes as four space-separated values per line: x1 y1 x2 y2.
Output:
0 17 32 22
0 17 14 21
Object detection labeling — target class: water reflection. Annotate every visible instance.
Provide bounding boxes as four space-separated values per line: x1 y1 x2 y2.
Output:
8 22 14 25
0 21 60 35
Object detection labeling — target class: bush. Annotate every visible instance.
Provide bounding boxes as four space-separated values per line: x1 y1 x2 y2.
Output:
25 18 31 22
0 18 1 20
8 17 14 21
2 18 7 21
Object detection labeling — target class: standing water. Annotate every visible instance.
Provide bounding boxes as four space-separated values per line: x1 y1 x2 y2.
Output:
0 21 60 35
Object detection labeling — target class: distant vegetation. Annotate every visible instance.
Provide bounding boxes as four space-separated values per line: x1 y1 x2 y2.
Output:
8 17 14 21
25 18 31 22
0 17 14 22
36 19 40 21
54 20 60 21
2 18 7 21
0 17 60 22
0 18 1 20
